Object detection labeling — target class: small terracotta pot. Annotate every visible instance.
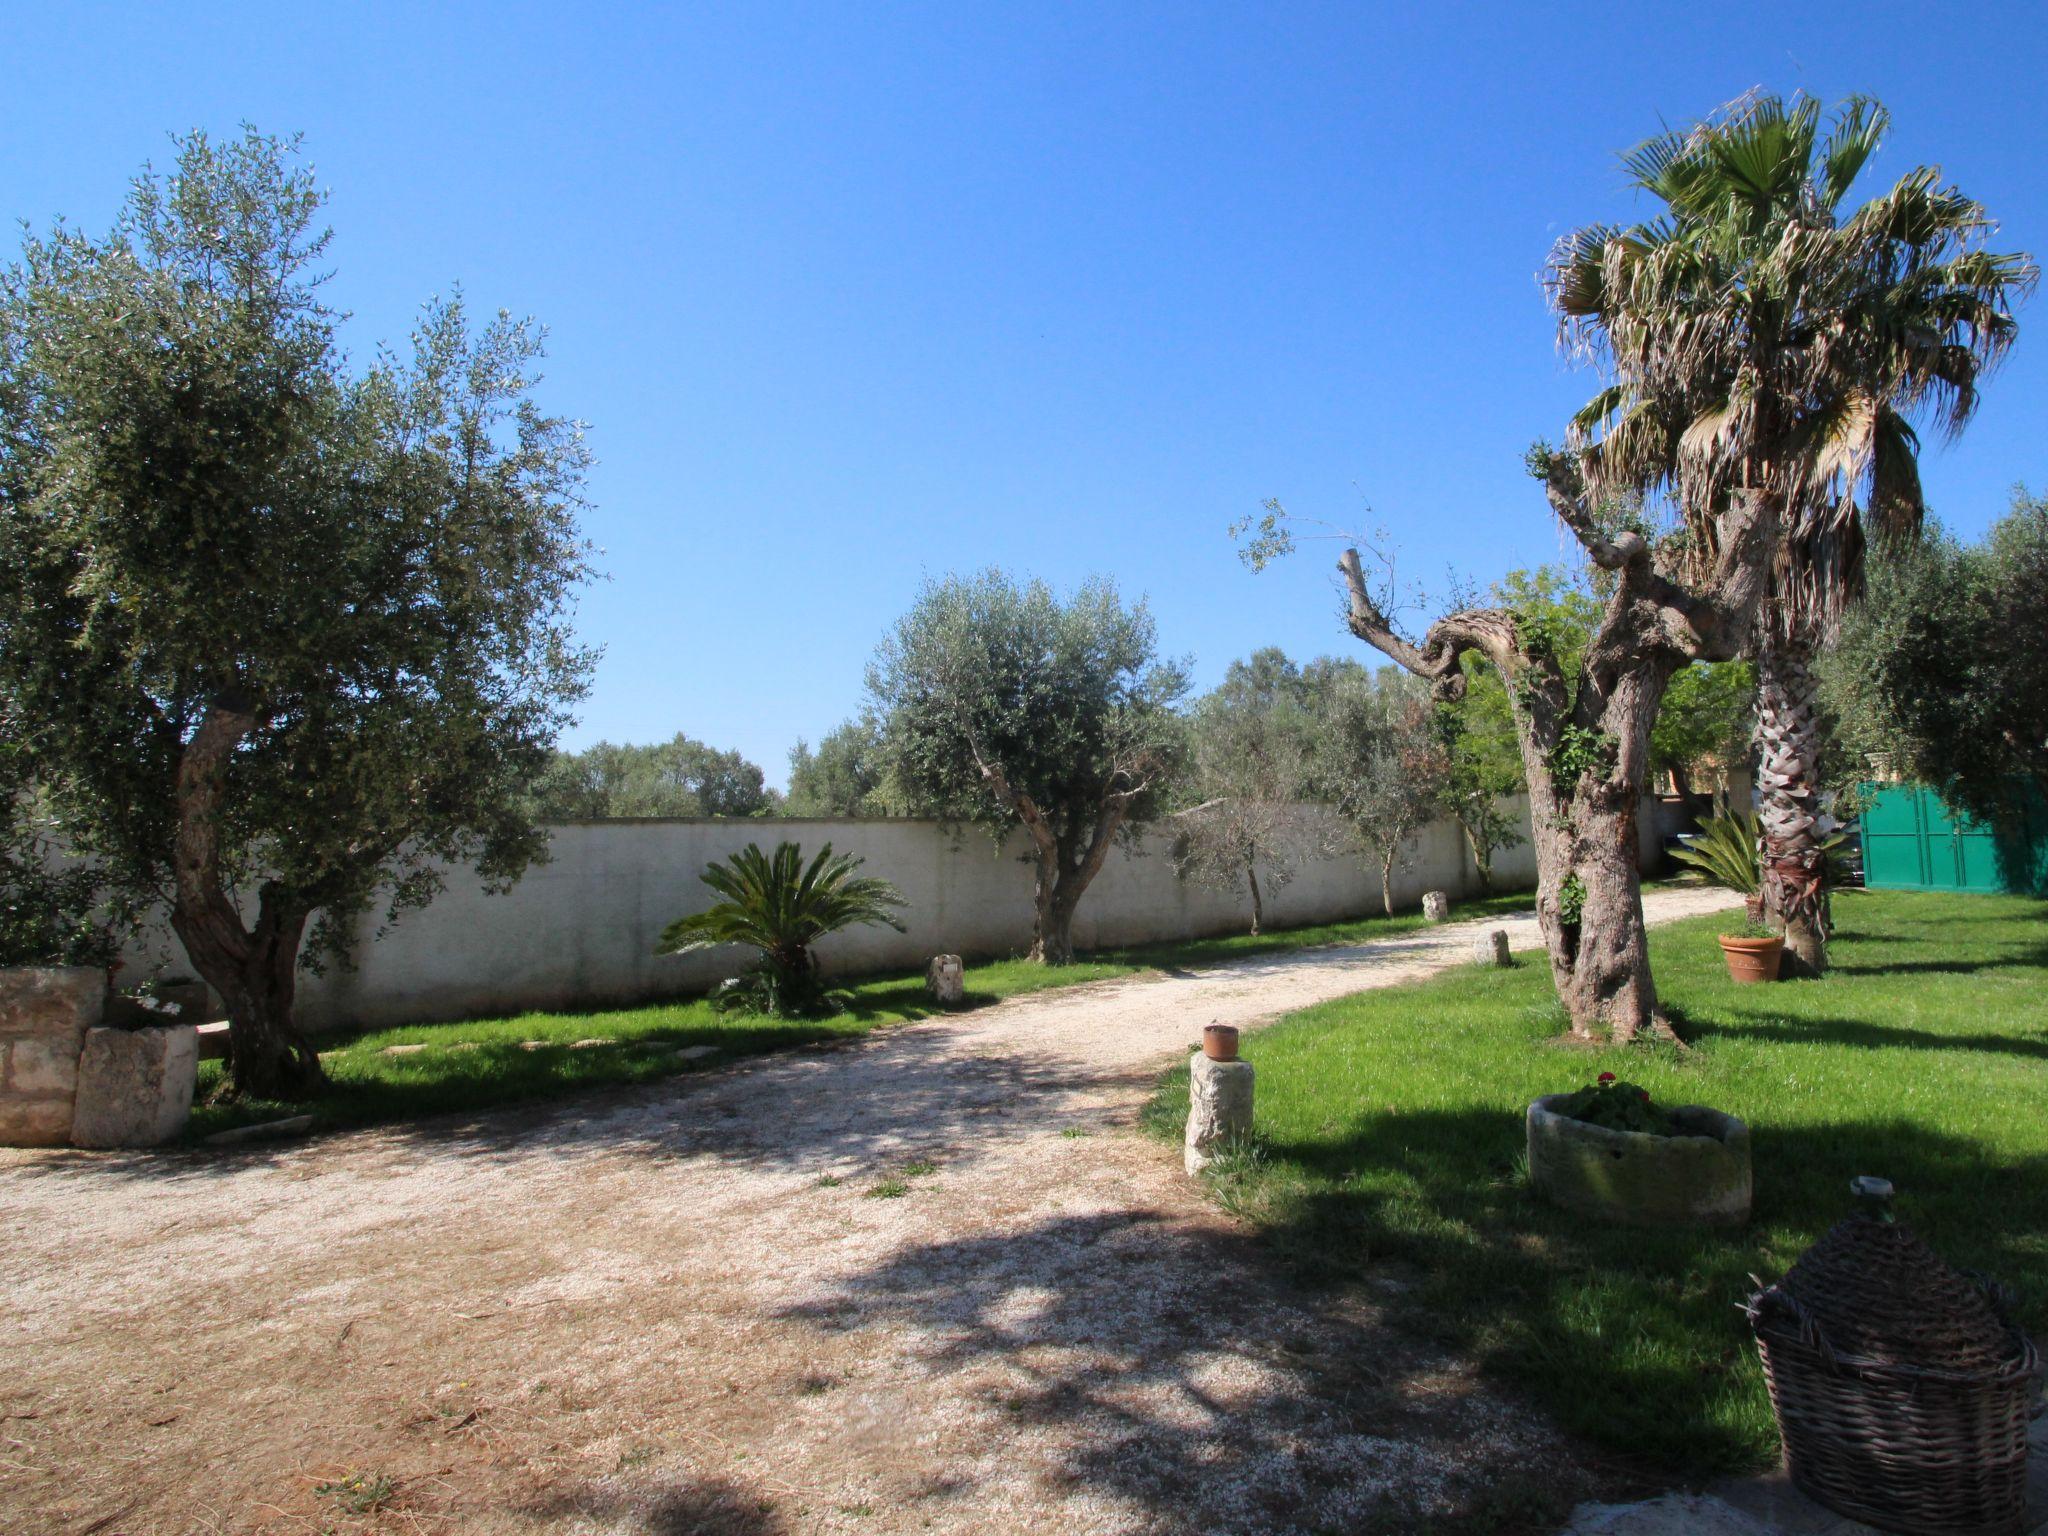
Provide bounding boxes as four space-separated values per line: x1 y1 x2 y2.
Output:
1202 1024 1240 1061
1718 934 1784 984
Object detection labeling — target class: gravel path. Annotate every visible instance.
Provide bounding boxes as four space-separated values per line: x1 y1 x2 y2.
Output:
0 887 1738 1536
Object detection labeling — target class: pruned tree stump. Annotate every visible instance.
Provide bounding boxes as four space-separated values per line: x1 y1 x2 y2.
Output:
1185 1051 1254 1175
1476 930 1511 967
925 954 965 1007
1422 890 1451 923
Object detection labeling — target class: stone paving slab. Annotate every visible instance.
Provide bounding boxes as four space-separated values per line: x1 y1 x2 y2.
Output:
1568 1414 2047 1535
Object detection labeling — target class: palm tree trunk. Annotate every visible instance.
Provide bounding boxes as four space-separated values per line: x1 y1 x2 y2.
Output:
1755 630 1829 975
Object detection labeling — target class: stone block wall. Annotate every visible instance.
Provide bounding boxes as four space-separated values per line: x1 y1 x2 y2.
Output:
0 967 104 1146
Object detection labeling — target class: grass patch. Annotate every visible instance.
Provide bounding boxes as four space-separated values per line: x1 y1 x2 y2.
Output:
1144 890 2048 1483
865 1177 911 1199
316 1471 396 1515
190 890 1536 1141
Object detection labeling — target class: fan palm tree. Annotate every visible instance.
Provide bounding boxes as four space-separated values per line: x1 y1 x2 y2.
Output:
1547 92 2035 971
659 842 908 1016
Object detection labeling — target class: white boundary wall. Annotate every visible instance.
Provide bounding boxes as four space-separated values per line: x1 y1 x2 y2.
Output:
133 796 1689 1033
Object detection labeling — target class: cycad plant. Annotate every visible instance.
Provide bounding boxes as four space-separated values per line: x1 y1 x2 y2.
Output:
1670 800 1766 925
1549 92 2035 973
1671 796 1853 929
659 842 907 1017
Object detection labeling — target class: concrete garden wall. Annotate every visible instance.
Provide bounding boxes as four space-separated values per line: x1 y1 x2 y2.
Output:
126 796 1690 1034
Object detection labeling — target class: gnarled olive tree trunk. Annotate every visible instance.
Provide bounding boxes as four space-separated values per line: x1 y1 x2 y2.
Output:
1754 628 1829 975
990 771 1133 966
170 700 328 1100
1336 466 1778 1043
1513 661 1672 1039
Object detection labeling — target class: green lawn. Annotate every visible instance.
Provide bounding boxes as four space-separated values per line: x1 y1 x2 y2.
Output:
1142 890 2048 1483
190 889 1537 1140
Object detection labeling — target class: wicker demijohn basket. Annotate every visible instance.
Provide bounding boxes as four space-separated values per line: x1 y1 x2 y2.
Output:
1747 1184 2043 1536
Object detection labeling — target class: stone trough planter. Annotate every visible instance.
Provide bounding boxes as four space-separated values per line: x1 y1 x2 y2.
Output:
1527 1094 1752 1227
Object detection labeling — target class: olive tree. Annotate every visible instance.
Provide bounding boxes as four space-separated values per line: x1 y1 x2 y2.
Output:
0 130 595 1097
1827 493 2048 842
1311 667 1449 915
1171 649 1334 934
1243 448 1778 1043
784 716 897 817
533 735 771 819
869 571 1189 963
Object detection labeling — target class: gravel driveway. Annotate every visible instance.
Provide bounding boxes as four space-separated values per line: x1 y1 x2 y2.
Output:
0 887 1737 1535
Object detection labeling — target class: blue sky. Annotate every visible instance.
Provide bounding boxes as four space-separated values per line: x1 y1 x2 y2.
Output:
8 2 2044 786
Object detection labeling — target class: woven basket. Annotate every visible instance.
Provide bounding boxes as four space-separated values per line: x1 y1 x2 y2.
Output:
1748 1213 2043 1536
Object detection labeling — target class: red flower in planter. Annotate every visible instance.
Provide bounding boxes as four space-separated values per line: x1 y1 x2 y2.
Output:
1598 1072 1616 1085
1639 1090 1652 1103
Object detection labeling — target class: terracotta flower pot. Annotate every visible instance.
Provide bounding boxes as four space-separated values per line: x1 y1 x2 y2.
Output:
1718 934 1784 984
1201 1024 1239 1061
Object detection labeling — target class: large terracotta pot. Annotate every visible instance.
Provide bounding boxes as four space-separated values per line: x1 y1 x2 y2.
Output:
1718 934 1784 984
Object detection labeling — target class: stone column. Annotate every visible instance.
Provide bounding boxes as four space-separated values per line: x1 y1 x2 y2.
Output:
925 954 965 1007
1185 1052 1255 1175
0 967 104 1147
1422 890 1451 923
1475 930 1511 967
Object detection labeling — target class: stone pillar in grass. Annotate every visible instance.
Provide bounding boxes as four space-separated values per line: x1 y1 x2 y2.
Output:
1185 1025 1254 1175
1422 890 1451 923
0 967 103 1147
925 955 965 1007
1476 930 1511 967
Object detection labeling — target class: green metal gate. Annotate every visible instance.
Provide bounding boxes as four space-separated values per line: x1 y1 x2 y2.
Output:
1859 782 2048 896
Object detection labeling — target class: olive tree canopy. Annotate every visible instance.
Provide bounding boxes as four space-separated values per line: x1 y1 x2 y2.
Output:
0 129 597 1097
1170 648 1335 935
869 570 1188 963
533 735 771 819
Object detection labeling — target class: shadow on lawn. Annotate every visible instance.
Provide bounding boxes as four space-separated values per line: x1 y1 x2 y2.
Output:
1700 1013 2048 1058
1204 1103 2048 1482
766 1205 1590 1534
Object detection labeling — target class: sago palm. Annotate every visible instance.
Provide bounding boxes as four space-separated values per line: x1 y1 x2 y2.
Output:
659 842 908 1016
1548 92 2035 971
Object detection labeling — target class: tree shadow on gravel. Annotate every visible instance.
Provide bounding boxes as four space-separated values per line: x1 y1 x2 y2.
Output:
523 1474 788 1536
769 1205 1593 1535
5 1022 1136 1187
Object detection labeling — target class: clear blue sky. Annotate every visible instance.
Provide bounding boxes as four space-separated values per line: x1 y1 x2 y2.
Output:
8 2 2044 787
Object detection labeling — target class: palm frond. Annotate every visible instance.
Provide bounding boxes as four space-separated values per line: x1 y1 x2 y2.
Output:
1817 95 1888 212
1554 89 2034 630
